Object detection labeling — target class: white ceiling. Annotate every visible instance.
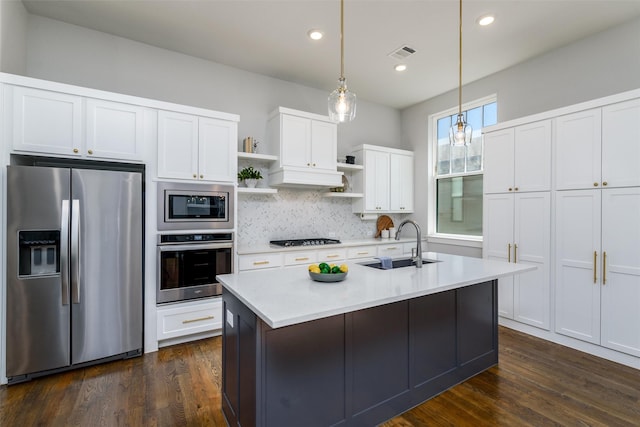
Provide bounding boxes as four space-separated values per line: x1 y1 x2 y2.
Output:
21 0 640 109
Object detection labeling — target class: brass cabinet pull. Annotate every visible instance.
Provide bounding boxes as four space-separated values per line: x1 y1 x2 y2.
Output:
357 251 370 255
514 244 518 263
508 187 513 192
507 243 511 263
593 251 597 283
594 182 599 187
253 260 270 265
73 148 79 153
514 187 519 191
294 257 309 261
200 174 204 179
193 174 197 178
182 315 214 324
326 254 341 259
384 246 398 250
602 251 607 285
87 149 93 155
602 181 608 186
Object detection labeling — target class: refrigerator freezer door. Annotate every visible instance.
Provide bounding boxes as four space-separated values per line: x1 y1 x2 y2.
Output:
70 169 143 364
6 166 71 378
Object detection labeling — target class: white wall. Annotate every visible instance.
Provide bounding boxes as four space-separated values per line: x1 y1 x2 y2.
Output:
0 0 28 75
24 15 402 157
402 17 640 256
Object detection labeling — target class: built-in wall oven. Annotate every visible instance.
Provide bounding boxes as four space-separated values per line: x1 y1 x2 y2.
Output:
157 233 233 304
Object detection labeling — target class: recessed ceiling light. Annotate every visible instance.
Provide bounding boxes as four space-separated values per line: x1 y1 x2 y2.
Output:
477 15 495 26
308 29 323 40
394 64 407 72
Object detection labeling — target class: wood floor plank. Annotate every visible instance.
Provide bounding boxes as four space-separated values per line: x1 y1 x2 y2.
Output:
1 327 639 426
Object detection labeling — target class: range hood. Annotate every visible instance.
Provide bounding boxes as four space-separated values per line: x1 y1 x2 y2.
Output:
268 168 343 188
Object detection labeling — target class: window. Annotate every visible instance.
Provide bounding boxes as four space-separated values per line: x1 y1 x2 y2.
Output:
428 96 497 240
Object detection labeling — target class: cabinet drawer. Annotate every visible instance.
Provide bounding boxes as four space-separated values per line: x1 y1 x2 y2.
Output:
347 246 377 259
284 251 317 266
157 299 222 340
239 253 283 271
317 248 347 263
377 244 403 257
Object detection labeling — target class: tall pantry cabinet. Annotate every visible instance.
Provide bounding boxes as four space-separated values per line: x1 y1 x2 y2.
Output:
483 121 552 330
554 98 640 357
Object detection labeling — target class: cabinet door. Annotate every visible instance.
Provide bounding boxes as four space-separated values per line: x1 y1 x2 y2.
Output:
554 109 602 190
513 192 550 329
10 85 82 156
483 193 514 319
364 150 390 211
601 188 640 357
514 120 551 192
85 98 145 161
602 99 640 188
555 189 601 344
310 120 337 171
390 153 414 212
280 114 311 168
158 111 199 180
483 128 514 194
199 117 237 182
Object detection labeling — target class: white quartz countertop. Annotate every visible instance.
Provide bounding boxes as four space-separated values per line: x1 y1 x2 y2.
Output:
217 252 535 329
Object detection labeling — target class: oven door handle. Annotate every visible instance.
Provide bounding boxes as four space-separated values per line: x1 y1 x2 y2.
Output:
157 242 233 252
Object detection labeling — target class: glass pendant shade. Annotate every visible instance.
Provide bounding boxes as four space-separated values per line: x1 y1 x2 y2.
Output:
328 77 356 122
449 113 473 146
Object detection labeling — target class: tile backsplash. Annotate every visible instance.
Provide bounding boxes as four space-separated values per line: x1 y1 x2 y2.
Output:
237 188 408 248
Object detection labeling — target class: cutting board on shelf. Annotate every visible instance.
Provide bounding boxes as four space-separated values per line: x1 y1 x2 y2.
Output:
375 215 394 238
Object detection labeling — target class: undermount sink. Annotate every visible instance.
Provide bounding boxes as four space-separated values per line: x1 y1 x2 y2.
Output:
361 258 437 270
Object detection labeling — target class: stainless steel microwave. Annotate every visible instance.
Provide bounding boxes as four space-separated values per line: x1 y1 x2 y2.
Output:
157 181 235 231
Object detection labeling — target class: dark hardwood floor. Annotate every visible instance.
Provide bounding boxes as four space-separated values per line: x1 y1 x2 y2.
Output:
1 327 639 426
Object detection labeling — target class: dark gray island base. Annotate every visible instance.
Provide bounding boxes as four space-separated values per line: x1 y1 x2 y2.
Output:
222 280 498 427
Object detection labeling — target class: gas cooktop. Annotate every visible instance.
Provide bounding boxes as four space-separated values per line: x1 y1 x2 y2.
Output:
270 238 341 247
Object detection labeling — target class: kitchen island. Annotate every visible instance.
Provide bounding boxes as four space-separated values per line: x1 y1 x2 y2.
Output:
217 252 534 427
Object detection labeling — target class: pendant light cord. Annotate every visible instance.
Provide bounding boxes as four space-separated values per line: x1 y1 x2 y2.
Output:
458 0 463 115
340 0 345 79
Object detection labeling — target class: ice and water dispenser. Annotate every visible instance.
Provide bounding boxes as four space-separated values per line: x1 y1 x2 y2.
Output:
18 230 60 277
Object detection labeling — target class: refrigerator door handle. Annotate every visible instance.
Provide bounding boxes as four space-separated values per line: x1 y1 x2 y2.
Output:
71 199 81 304
61 200 70 306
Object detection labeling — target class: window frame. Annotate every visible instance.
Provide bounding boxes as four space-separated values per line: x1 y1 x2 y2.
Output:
427 94 497 247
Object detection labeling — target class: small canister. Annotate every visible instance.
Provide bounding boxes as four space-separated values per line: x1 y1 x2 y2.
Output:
243 137 253 153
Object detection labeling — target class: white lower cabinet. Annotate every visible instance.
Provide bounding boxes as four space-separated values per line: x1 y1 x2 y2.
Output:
484 192 550 329
377 243 403 258
555 188 640 357
316 248 347 264
238 252 283 271
156 298 223 344
283 251 317 267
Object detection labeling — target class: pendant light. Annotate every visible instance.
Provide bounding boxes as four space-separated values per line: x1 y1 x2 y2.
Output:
328 0 356 122
449 0 472 146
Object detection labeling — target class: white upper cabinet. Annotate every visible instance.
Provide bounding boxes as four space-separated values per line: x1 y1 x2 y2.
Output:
351 145 414 214
390 152 414 212
483 120 551 194
266 107 342 187
8 85 146 162
554 109 602 190
10 86 83 157
85 98 145 161
158 110 237 182
601 98 640 188
363 149 390 212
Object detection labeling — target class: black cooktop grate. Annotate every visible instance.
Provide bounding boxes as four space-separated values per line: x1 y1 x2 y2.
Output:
269 238 341 247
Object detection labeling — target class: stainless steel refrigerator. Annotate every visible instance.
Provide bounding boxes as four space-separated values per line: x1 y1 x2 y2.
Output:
6 165 143 383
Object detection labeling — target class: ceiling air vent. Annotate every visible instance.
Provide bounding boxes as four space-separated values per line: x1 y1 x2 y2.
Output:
388 45 416 60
